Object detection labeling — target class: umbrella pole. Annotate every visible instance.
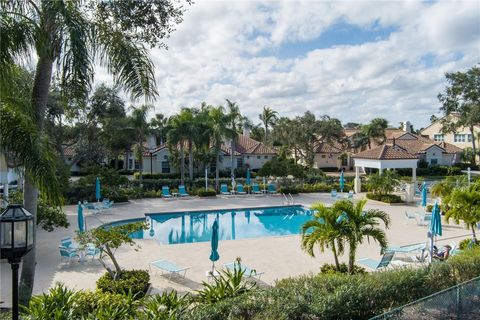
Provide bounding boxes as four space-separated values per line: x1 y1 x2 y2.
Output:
430 235 434 263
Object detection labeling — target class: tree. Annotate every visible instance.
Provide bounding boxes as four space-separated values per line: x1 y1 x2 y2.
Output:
362 118 388 149
1 0 188 304
226 99 242 178
332 199 390 273
130 105 151 186
259 106 278 144
366 171 400 195
167 109 193 184
150 113 169 145
438 66 480 166
444 182 480 241
301 203 345 271
76 222 147 280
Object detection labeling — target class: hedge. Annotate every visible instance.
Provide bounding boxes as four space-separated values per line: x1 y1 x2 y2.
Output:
366 193 403 203
96 270 150 299
198 189 217 197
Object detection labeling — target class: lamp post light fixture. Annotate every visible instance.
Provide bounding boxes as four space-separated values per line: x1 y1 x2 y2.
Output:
0 204 35 320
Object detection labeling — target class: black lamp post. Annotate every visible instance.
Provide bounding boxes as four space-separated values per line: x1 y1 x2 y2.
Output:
0 204 34 320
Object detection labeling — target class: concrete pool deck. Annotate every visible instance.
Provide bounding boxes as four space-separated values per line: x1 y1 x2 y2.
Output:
0 193 471 306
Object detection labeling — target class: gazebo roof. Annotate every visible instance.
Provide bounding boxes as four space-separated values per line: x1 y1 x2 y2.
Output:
352 144 418 160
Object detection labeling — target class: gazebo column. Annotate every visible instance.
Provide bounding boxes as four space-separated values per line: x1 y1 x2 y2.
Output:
354 166 361 194
412 167 416 184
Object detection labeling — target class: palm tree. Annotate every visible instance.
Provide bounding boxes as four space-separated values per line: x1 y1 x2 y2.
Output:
208 106 234 190
1 1 186 304
332 199 390 273
444 182 480 242
130 105 151 186
362 118 388 149
167 113 188 185
301 203 345 271
259 106 278 144
225 99 242 178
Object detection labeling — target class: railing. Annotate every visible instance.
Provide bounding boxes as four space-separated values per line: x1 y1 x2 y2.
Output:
288 193 294 205
370 276 480 319
282 193 290 205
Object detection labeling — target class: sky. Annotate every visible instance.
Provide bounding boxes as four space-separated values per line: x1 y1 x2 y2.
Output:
97 0 480 129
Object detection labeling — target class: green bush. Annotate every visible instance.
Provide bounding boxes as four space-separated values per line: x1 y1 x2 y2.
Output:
366 193 403 203
459 238 480 250
96 270 150 299
279 186 299 194
425 204 433 212
198 189 217 197
320 263 366 275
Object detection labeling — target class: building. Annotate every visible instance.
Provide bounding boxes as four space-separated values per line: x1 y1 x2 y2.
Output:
142 131 277 174
420 115 480 159
313 142 349 169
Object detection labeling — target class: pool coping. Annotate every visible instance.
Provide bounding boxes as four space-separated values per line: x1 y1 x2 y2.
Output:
144 204 305 217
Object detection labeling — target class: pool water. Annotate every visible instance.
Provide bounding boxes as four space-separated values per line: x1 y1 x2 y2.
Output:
127 205 314 245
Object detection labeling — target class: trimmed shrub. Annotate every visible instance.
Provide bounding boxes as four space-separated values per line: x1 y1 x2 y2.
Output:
366 193 403 203
96 270 150 299
279 186 299 194
198 189 217 197
320 263 366 275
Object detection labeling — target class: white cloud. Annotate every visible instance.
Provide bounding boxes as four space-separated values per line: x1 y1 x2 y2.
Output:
94 0 480 129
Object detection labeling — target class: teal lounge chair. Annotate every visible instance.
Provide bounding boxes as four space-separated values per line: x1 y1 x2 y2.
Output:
346 190 354 199
331 190 338 197
149 259 190 279
162 186 172 198
386 243 427 261
236 184 247 195
252 183 263 195
223 262 264 279
84 243 101 261
61 237 73 248
416 212 432 226
102 199 114 209
357 252 400 271
84 202 102 214
220 184 231 195
59 246 80 263
268 184 277 194
178 185 189 197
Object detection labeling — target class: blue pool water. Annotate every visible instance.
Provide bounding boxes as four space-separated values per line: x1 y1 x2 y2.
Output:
116 205 314 245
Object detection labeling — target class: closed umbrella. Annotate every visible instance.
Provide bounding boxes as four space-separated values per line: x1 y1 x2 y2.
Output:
209 220 220 273
95 177 101 202
246 169 251 185
262 176 266 193
429 201 442 262
421 182 427 208
77 202 84 232
231 175 236 191
339 171 345 193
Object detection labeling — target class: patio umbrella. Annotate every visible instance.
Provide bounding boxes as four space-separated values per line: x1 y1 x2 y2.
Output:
421 182 427 207
95 177 101 202
429 201 443 262
77 202 84 232
209 220 220 273
262 176 266 193
246 169 251 185
339 171 345 193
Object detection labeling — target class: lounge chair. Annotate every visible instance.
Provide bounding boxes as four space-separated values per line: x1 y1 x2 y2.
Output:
404 211 417 224
162 186 172 198
149 259 190 279
178 185 189 197
60 237 74 248
102 199 114 209
84 243 101 261
83 202 102 214
252 183 263 195
220 184 231 195
331 190 338 198
236 184 247 195
59 246 80 263
345 190 354 199
223 262 264 279
416 212 432 226
268 184 277 194
386 243 427 261
357 252 408 271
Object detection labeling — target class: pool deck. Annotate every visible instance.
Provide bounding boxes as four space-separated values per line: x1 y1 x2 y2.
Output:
0 193 471 306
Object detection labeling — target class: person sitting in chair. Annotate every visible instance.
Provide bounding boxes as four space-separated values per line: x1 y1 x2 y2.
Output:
432 245 452 261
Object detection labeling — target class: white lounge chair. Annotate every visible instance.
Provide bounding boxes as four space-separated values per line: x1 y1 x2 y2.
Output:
149 259 190 279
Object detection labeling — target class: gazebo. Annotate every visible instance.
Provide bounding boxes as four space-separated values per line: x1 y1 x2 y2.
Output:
352 144 418 202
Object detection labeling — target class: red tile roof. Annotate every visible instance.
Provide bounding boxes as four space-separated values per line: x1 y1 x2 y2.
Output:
352 144 418 160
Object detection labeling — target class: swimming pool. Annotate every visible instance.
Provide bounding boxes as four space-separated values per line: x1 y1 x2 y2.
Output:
116 205 314 245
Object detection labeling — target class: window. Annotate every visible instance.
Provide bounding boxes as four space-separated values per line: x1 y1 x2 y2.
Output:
161 161 170 173
468 134 473 142
257 156 261 159
164 155 168 160
246 156 250 159
264 156 268 159
430 159 438 165
433 134 444 142
128 159 133 170
321 155 326 159
454 134 466 142
432 153 436 156
237 158 243 168
134 160 140 170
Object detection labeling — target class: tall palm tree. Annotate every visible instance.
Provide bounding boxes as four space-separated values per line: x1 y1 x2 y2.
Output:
1 1 186 304
301 203 345 271
130 105 151 186
167 113 188 185
362 118 388 149
208 106 234 190
445 182 480 241
259 106 278 144
225 99 242 178
332 199 390 273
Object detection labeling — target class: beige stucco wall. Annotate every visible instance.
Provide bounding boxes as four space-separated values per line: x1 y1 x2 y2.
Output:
421 121 480 150
313 153 341 169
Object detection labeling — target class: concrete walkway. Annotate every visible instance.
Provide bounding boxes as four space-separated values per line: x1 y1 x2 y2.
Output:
0 193 470 307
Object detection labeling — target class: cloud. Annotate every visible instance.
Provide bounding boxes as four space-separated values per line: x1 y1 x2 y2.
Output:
94 0 480 130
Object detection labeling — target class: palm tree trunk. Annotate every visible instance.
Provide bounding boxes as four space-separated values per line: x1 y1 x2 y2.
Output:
331 242 340 271
230 139 235 178
472 225 477 242
470 126 477 166
180 143 185 185
264 123 268 144
215 152 220 191
19 54 54 306
348 243 356 274
188 139 194 182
